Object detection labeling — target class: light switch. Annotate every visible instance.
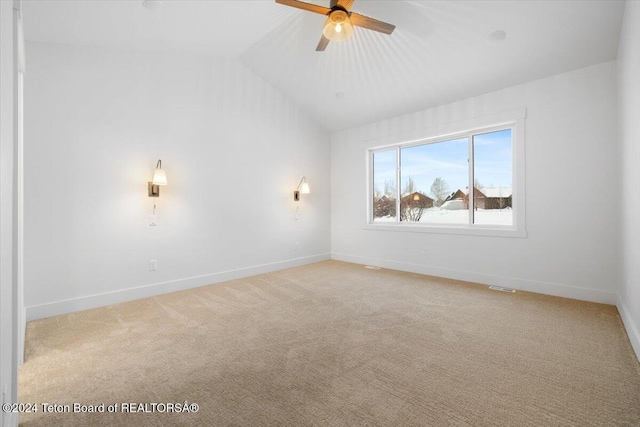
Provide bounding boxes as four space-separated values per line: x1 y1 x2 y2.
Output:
149 215 157 226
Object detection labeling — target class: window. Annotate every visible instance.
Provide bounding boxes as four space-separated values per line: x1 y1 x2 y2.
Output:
400 137 468 225
370 122 523 236
473 129 512 226
372 149 397 222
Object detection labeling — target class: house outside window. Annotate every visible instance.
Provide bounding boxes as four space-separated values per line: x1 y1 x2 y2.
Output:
368 119 525 238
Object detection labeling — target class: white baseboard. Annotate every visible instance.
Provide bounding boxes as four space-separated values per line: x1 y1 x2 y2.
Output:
331 253 617 305
26 253 331 321
617 297 640 364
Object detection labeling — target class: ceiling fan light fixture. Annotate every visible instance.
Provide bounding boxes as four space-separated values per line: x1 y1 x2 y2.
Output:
323 10 354 42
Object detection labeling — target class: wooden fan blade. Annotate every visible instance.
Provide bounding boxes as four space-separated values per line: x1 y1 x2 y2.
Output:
337 0 355 10
316 35 330 51
275 0 331 16
349 13 395 34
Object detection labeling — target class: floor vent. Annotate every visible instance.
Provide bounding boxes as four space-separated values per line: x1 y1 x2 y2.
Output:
364 266 381 270
489 285 516 293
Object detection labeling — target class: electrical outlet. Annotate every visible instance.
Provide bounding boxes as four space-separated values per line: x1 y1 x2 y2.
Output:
293 242 299 251
421 247 428 255
149 260 157 271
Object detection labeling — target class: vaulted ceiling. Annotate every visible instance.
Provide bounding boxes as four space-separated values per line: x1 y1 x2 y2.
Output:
23 0 626 131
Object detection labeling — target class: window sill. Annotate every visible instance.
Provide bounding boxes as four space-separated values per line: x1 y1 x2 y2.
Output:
363 223 527 238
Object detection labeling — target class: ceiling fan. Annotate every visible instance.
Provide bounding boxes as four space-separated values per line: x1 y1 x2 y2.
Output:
275 0 396 51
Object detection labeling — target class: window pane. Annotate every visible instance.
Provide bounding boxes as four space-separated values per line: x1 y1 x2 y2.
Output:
473 129 513 225
400 138 468 224
373 149 397 222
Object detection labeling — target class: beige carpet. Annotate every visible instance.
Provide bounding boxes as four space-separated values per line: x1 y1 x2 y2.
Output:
19 261 640 426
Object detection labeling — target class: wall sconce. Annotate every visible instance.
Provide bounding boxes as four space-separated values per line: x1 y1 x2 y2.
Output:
294 176 310 201
148 159 167 197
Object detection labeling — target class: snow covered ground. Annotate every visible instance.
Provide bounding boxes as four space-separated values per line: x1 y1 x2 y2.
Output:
374 208 513 226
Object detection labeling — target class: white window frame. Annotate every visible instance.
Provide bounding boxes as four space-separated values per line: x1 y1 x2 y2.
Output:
365 110 526 238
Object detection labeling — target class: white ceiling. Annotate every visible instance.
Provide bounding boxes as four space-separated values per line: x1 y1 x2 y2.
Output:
23 0 626 132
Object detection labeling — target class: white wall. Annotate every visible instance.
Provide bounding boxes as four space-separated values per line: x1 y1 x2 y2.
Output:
0 1 18 425
24 43 331 320
331 61 620 305
617 0 640 361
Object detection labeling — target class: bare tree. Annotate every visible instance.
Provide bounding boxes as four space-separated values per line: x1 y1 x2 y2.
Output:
374 186 382 199
373 179 397 218
400 175 429 222
400 196 430 222
430 177 449 207
403 176 416 196
383 180 395 198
